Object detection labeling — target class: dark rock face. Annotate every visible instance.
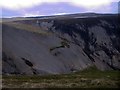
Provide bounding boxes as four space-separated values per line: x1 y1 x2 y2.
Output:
2 14 120 75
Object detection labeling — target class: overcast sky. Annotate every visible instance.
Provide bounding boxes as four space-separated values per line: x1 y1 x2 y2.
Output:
0 0 119 17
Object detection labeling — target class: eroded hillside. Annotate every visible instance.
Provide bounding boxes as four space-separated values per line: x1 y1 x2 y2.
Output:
2 14 120 75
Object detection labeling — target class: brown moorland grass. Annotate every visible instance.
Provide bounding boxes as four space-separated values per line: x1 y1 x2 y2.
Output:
2 66 120 88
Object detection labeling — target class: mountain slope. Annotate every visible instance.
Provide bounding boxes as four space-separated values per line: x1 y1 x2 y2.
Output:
2 14 120 75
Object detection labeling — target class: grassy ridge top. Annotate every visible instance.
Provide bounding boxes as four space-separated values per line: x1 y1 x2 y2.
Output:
2 21 52 36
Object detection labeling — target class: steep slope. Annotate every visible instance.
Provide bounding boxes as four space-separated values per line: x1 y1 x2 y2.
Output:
2 14 120 75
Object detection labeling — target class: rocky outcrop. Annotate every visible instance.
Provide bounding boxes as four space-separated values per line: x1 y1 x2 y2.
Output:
2 14 120 75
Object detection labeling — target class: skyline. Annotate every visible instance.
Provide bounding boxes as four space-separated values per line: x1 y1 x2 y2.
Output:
1 0 119 17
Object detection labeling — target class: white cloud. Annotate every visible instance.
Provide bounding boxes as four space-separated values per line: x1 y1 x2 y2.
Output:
69 0 110 8
23 13 43 17
0 0 61 10
53 13 70 15
0 0 119 10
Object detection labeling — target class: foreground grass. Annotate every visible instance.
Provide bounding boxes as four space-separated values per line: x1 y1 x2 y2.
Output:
2 67 120 88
